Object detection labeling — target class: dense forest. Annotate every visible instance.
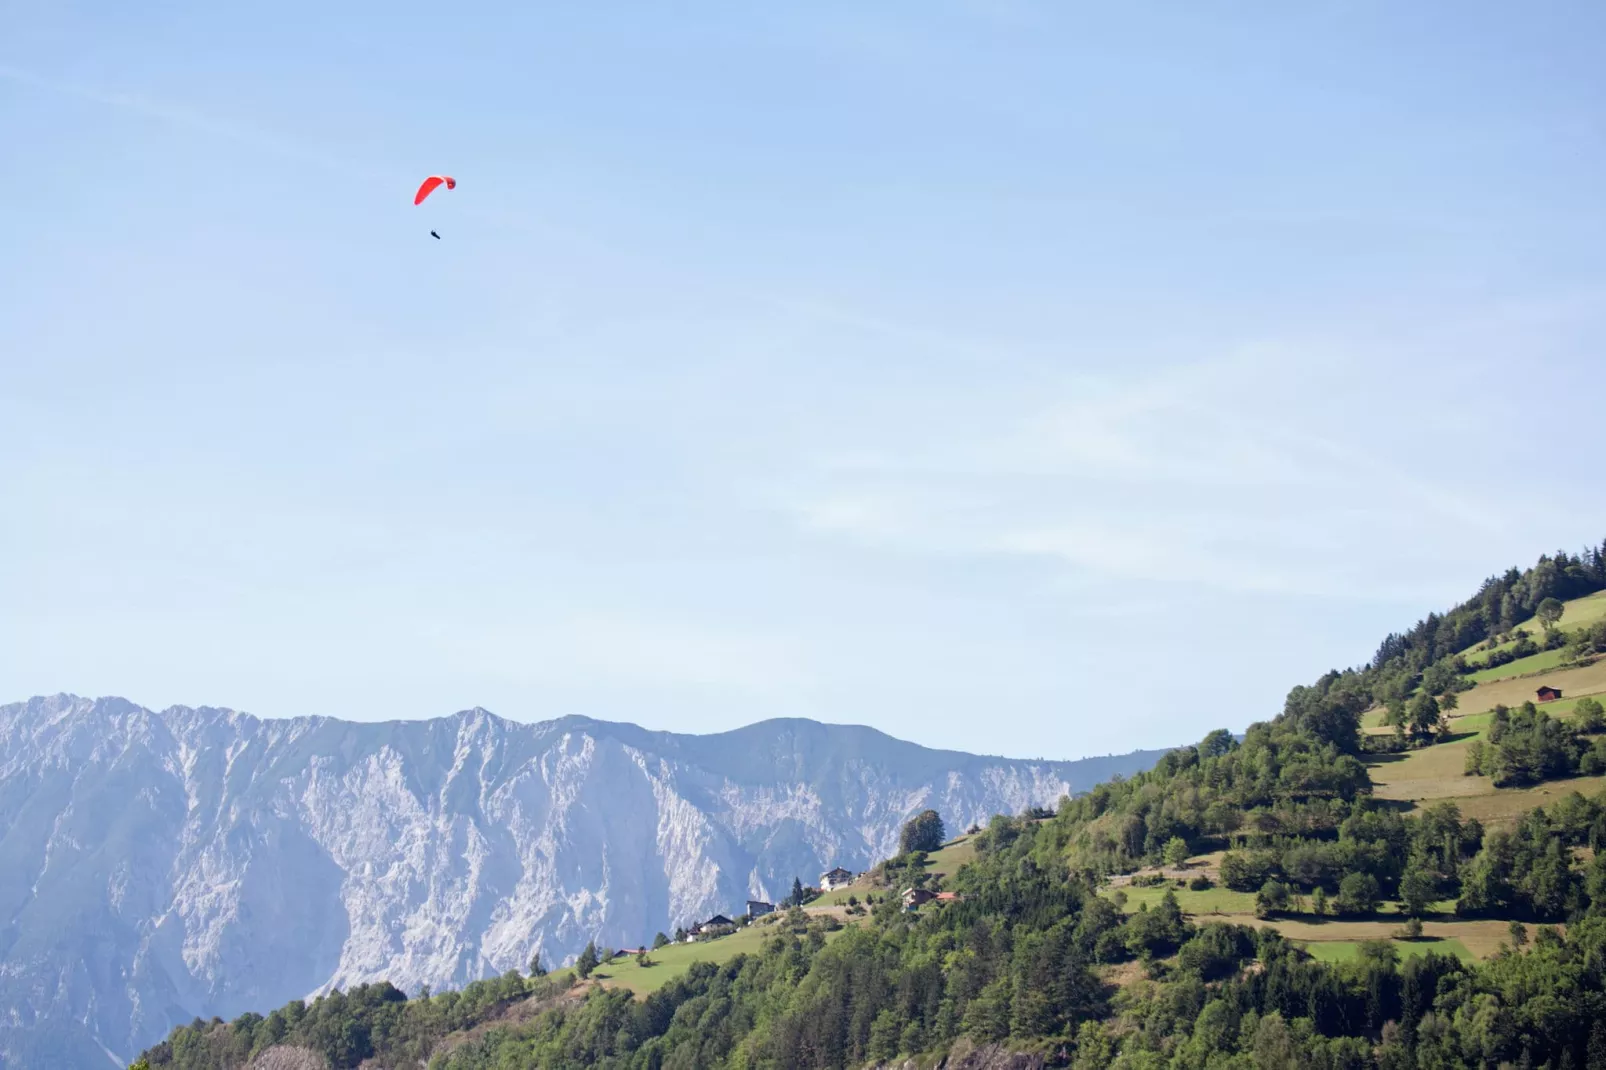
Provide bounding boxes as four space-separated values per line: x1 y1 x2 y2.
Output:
135 541 1606 1070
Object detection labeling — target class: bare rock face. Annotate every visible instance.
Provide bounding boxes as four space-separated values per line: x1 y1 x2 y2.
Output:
247 1047 329 1070
0 694 1165 1067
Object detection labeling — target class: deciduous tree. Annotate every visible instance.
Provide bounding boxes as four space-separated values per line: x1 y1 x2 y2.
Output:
900 809 946 854
1538 597 1565 632
1337 872 1381 915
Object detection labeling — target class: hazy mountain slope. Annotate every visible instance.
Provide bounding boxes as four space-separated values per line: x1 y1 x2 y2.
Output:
0 694 1166 1068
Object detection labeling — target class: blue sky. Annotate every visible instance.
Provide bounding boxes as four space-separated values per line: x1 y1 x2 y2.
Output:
3 2 1604 759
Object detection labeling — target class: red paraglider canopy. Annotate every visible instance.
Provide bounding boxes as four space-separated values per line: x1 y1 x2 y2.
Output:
414 175 456 205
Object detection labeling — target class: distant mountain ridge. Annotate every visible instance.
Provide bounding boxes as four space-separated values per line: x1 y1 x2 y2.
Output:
0 693 1169 1068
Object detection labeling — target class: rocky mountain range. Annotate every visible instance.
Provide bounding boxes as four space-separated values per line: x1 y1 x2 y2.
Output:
0 694 1167 1068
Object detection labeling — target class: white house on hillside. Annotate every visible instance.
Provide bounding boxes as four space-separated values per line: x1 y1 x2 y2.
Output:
820 866 853 891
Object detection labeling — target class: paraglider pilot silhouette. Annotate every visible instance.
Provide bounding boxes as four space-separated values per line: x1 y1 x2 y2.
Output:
415 175 455 238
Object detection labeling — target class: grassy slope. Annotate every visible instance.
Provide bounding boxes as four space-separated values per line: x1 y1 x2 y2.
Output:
923 834 979 877
1113 884 1256 916
593 919 850 996
594 835 982 997
1108 862 1520 963
1559 590 1606 630
1360 592 1606 732
1447 591 1606 692
1463 647 1574 685
1368 700 1606 821
1105 867 1507 960
1459 657 1606 713
1302 937 1475 964
1458 590 1606 668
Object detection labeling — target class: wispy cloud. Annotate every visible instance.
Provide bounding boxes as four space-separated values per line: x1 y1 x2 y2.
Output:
429 610 806 701
0 62 383 180
775 335 1516 601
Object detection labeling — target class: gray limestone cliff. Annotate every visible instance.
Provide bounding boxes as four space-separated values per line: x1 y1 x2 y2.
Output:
0 694 1166 1067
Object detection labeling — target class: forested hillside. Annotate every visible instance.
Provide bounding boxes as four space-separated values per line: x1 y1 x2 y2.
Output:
136 541 1606 1070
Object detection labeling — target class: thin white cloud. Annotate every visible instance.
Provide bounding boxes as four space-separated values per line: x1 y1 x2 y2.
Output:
775 333 1523 601
791 496 908 541
429 611 807 701
994 521 1443 602
0 62 383 181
